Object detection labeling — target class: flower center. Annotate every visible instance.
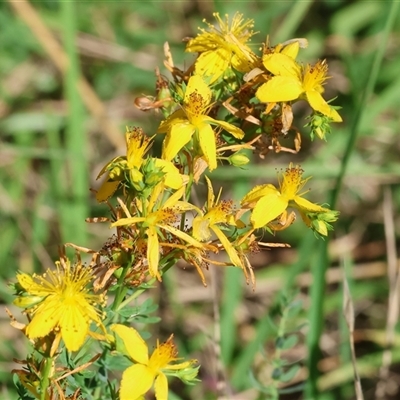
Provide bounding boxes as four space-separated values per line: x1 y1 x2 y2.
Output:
186 90 207 118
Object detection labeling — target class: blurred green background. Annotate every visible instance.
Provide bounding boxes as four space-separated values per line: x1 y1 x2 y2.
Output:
1 0 400 399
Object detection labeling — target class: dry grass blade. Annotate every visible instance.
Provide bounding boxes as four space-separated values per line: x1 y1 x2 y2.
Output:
342 271 364 400
375 186 400 398
7 0 123 149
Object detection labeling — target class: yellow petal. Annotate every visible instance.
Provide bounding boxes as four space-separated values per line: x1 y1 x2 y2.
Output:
314 220 328 236
26 297 61 340
198 123 217 171
293 196 328 213
241 184 277 205
185 33 212 53
16 273 44 294
59 304 89 352
214 119 245 139
111 324 149 365
162 360 194 370
162 122 194 161
194 49 230 83
160 224 204 248
305 91 342 122
154 372 169 400
120 364 154 400
251 193 288 228
256 76 303 104
112 217 145 227
212 226 243 268
13 295 44 309
147 227 161 280
157 110 186 133
329 108 342 123
96 179 120 203
192 216 212 241
173 201 202 214
154 159 183 189
162 186 185 209
185 75 212 106
148 181 165 210
95 156 120 180
263 53 301 77
205 175 215 209
280 41 300 59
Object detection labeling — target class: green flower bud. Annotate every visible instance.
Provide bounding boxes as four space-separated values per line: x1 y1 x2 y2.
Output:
109 165 124 180
172 365 200 384
305 113 333 141
142 158 166 188
229 153 250 167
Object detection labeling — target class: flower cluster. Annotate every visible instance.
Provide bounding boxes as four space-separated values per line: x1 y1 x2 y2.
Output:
9 12 340 400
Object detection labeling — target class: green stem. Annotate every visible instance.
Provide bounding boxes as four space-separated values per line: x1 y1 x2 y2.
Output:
185 172 194 201
117 277 157 311
111 266 129 313
40 356 53 400
116 256 176 311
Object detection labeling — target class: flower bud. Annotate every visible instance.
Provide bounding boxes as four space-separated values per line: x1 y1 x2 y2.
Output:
174 365 200 384
13 295 44 308
229 153 250 167
109 165 124 180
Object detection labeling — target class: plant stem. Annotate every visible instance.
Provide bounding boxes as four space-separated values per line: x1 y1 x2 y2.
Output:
40 356 53 400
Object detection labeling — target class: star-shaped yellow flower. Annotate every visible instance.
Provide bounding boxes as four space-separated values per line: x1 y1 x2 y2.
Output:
112 324 198 400
96 127 185 202
256 52 342 122
241 164 331 229
186 12 259 83
111 182 202 280
96 127 152 202
157 75 244 171
14 255 105 353
192 176 243 268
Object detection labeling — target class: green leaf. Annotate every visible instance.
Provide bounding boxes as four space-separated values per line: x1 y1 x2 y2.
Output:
278 364 301 383
276 334 298 350
286 299 303 318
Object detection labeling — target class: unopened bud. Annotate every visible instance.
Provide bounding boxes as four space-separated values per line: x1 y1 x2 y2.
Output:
14 295 44 308
312 220 328 236
109 165 124 180
175 365 200 384
229 153 250 167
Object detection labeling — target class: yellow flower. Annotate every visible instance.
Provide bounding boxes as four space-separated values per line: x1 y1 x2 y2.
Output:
157 75 244 171
96 127 184 202
186 12 259 83
192 176 243 268
14 255 105 352
111 324 198 400
256 52 342 122
241 164 330 229
96 127 152 202
111 182 203 280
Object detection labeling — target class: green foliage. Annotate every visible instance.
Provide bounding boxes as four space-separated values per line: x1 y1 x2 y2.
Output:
248 291 305 399
2 1 400 399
